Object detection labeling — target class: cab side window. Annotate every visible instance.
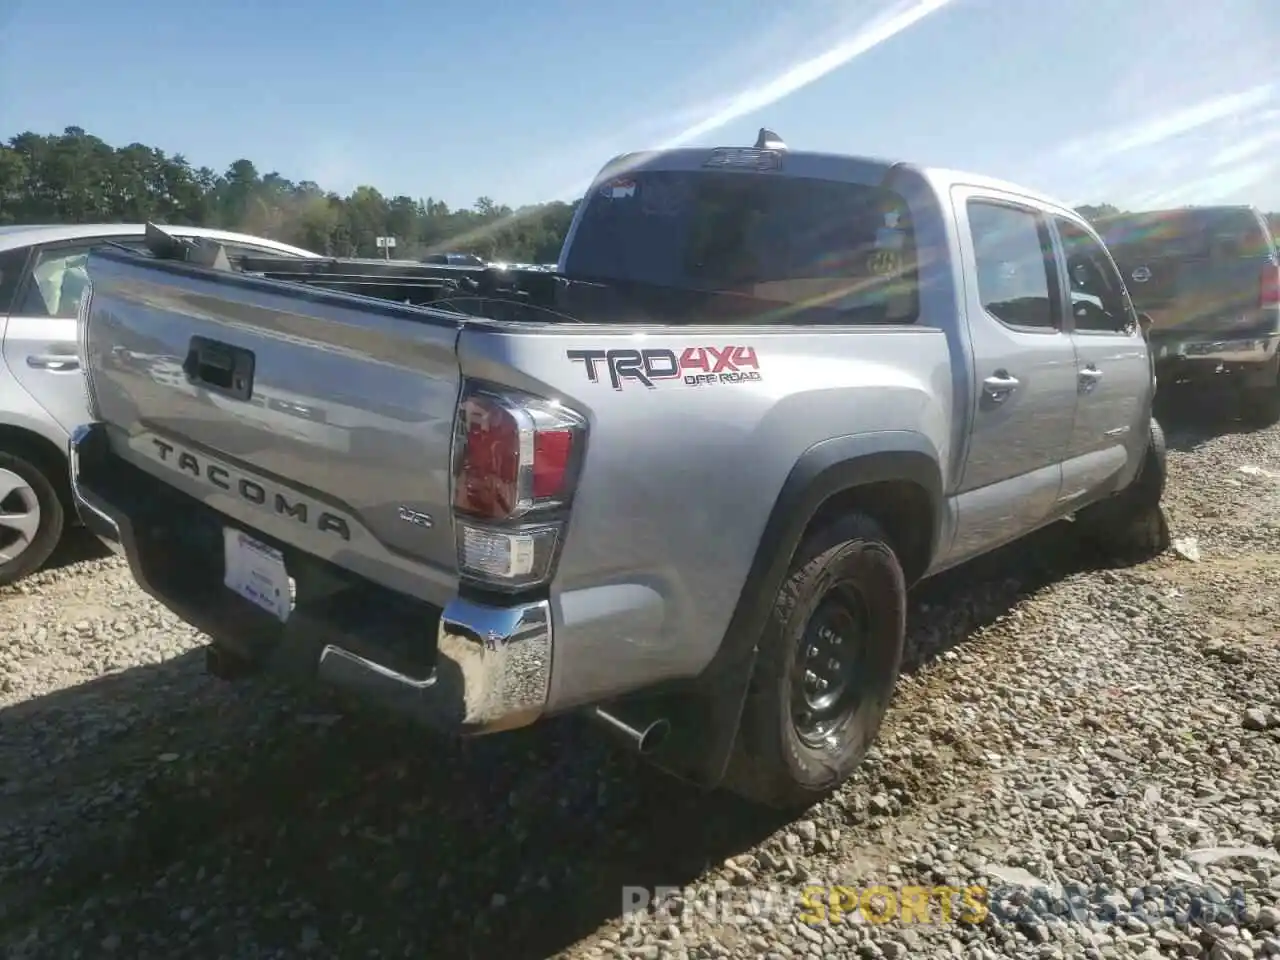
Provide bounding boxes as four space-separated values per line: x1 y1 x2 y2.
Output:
15 245 95 319
1055 218 1133 334
967 201 1058 330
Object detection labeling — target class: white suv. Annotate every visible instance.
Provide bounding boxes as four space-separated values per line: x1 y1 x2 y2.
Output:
0 223 320 585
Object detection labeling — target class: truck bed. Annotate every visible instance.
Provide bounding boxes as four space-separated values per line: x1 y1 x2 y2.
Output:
131 220 562 312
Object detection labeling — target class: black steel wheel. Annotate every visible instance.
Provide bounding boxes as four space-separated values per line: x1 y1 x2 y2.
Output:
722 511 908 809
791 585 872 748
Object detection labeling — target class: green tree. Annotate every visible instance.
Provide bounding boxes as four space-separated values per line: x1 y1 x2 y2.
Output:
1076 203 1123 225
1 125 579 263
0 145 28 224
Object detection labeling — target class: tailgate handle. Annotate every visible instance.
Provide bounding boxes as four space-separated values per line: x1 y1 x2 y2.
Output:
183 336 255 401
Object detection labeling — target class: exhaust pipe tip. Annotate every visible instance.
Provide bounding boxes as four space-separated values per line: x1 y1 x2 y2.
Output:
636 717 672 755
590 706 671 755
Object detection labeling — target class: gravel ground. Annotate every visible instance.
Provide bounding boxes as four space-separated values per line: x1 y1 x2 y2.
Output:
2 398 1279 960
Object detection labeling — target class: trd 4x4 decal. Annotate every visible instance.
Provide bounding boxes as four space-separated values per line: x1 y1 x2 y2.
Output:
567 346 761 390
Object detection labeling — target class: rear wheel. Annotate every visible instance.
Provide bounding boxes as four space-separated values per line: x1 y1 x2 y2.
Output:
1077 417 1168 560
721 513 907 810
0 451 66 587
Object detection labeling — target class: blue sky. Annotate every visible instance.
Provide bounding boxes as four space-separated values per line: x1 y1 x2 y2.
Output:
2 0 1277 212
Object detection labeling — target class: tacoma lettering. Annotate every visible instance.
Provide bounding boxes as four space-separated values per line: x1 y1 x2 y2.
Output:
149 438 351 540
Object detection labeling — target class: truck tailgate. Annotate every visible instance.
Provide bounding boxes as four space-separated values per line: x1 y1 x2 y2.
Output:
81 246 464 606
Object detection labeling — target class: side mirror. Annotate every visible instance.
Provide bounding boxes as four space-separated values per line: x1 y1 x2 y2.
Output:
1137 312 1154 338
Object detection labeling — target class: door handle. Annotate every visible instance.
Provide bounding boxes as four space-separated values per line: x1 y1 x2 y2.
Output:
982 371 1020 403
26 354 80 372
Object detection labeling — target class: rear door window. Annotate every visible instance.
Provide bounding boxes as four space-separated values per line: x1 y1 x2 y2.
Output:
1206 209 1271 260
0 246 30 314
563 171 919 324
1101 215 1205 262
15 245 96 319
1102 209 1271 263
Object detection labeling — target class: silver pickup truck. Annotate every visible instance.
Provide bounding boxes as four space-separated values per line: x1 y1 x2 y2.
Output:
69 131 1167 809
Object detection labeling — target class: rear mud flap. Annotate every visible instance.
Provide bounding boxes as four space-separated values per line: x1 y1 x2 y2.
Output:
606 644 759 790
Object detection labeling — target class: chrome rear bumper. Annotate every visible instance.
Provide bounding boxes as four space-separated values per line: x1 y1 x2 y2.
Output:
1152 332 1280 366
68 421 552 734
317 597 551 733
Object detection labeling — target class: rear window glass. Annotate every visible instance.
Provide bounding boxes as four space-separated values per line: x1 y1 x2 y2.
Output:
563 171 919 324
1100 209 1271 262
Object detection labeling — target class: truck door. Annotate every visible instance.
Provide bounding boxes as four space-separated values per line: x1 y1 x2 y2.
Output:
946 189 1080 563
1050 215 1152 502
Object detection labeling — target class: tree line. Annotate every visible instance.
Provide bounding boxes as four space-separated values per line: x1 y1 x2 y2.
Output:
0 127 576 263
1 128 1276 266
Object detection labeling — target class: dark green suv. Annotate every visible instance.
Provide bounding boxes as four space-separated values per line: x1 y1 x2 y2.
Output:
1097 205 1280 425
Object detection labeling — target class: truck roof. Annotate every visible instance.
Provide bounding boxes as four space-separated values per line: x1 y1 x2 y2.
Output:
599 144 1079 220
918 165 1075 213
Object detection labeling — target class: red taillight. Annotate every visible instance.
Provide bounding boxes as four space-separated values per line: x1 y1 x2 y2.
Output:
532 428 574 500
451 384 585 590
453 394 579 521
1261 265 1280 307
454 397 522 519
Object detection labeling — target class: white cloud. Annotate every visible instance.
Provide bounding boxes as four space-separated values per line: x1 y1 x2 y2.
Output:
1055 83 1276 163
646 0 957 152
1035 77 1280 209
521 0 961 202
1208 125 1280 169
